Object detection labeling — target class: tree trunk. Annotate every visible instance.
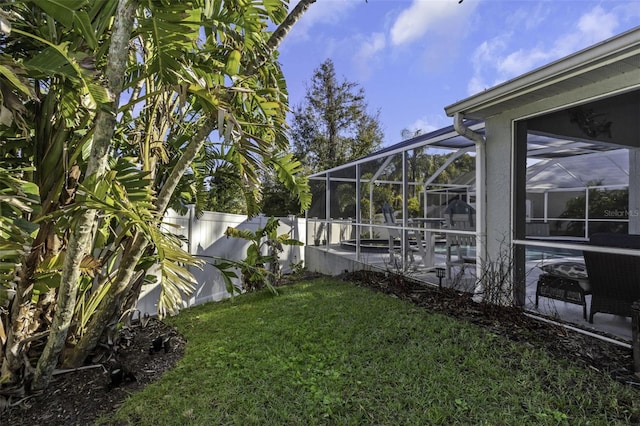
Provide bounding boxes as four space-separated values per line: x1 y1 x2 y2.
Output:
63 232 148 368
1 166 80 385
156 119 216 212
30 0 137 391
0 265 35 384
66 118 217 368
1 218 65 384
120 254 153 321
267 0 316 51
247 0 317 74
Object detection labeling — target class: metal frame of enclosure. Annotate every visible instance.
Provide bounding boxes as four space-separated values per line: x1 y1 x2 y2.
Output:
305 122 633 271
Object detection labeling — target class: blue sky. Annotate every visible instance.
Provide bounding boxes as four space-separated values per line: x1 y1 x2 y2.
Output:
277 0 640 146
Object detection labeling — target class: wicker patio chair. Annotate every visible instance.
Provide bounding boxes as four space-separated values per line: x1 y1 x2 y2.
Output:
582 233 640 323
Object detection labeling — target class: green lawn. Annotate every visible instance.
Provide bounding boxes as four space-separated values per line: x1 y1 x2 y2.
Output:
101 278 639 425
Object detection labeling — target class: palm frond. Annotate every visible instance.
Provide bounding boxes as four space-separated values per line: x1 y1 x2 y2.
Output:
136 1 202 84
0 166 39 291
268 152 311 211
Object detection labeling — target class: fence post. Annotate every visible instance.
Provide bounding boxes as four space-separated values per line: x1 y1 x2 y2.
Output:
188 204 194 254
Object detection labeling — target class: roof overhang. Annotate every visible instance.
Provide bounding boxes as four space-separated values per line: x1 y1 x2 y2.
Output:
444 26 640 120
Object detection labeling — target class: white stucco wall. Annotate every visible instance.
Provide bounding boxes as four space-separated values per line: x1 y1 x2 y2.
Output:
481 117 514 259
474 68 640 301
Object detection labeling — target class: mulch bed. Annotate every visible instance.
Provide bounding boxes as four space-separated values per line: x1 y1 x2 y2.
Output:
3 318 186 426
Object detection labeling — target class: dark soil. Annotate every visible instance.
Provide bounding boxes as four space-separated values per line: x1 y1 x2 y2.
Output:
3 318 186 426
3 270 639 425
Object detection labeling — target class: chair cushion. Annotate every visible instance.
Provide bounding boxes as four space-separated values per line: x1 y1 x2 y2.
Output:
540 262 588 280
539 262 590 292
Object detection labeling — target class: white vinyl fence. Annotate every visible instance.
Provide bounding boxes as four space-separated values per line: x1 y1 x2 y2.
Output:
136 206 306 317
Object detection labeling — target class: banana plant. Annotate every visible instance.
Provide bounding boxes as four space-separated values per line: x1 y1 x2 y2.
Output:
1 0 315 392
225 216 303 294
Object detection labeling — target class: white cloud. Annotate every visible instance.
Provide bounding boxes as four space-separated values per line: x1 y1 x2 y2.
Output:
576 6 618 42
508 2 550 31
614 0 640 22
283 0 359 43
543 6 618 60
467 35 510 94
406 115 450 135
352 32 387 79
467 5 622 96
497 47 549 77
472 36 508 67
466 75 487 96
390 0 477 46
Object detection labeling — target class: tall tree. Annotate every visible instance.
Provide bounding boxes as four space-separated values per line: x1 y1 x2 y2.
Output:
1 0 121 388
59 0 313 378
291 59 383 174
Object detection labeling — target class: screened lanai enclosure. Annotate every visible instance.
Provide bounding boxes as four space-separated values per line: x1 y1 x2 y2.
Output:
304 27 640 343
305 123 479 278
305 123 480 278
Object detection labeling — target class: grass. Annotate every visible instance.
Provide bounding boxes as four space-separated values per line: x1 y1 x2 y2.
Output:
101 277 640 425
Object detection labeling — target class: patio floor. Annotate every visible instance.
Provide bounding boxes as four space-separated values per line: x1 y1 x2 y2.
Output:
309 244 633 344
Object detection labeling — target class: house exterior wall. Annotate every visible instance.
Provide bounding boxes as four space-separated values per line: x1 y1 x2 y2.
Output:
478 68 640 303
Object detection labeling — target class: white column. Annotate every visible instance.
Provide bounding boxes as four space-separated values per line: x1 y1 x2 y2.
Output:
476 118 514 300
325 174 331 246
474 134 486 297
355 164 361 260
402 151 408 268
